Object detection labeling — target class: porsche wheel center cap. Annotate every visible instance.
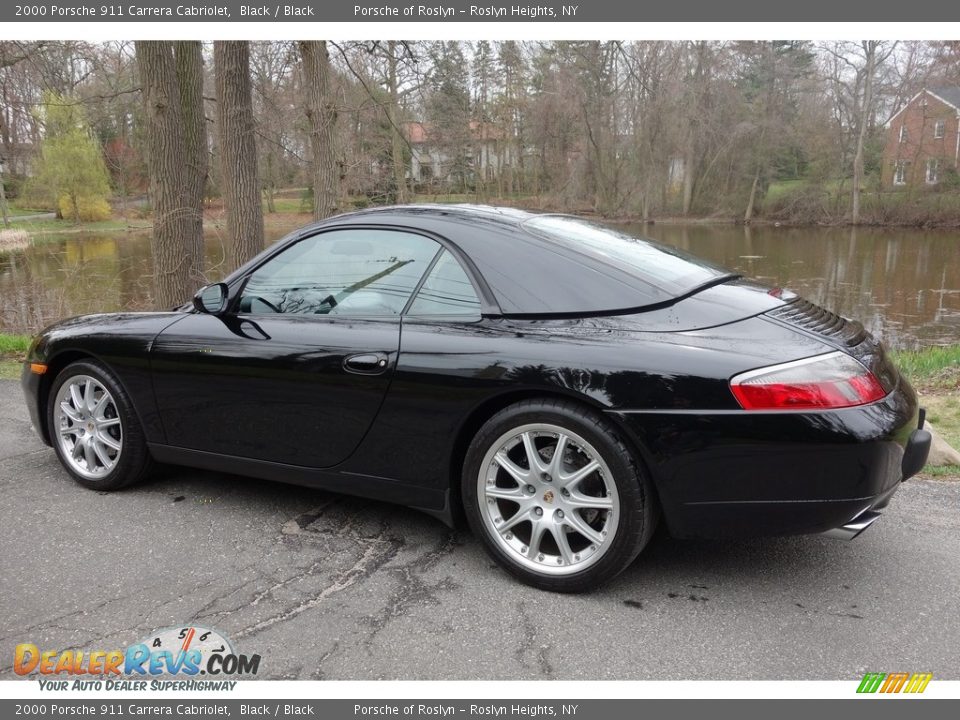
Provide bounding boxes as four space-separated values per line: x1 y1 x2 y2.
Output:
543 490 555 504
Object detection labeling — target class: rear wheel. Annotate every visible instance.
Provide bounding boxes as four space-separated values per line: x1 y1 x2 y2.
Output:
463 399 656 592
47 360 153 490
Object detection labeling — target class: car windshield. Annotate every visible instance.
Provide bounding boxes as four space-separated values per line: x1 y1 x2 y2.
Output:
521 215 732 296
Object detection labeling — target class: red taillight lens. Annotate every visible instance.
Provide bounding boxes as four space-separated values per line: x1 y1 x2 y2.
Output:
730 352 887 410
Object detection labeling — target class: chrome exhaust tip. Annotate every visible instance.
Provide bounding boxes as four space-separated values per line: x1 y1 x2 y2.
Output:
822 510 881 541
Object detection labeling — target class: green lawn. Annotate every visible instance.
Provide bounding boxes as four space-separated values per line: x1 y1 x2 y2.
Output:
923 394 960 453
263 197 313 214
889 345 960 392
0 334 30 355
888 345 960 478
0 333 30 379
4 205 54 218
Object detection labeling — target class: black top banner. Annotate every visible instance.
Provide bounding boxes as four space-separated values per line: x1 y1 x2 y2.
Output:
3 0 957 22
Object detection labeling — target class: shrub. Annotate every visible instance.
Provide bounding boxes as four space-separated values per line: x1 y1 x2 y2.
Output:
58 195 112 222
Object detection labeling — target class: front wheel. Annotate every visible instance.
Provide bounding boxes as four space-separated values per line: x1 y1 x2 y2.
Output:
47 360 153 491
462 399 657 592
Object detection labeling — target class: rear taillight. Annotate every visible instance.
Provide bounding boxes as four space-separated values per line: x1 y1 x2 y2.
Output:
730 351 887 410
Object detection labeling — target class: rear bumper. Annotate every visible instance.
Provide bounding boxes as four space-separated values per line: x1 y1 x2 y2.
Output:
901 426 931 481
610 379 924 539
821 424 931 541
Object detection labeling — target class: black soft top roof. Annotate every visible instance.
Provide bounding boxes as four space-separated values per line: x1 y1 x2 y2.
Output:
292 205 733 317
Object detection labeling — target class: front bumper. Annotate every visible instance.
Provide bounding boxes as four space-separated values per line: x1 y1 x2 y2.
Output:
21 361 49 446
610 379 925 539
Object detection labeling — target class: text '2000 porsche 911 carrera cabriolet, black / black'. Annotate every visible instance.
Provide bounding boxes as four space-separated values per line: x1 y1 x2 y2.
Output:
21 205 931 591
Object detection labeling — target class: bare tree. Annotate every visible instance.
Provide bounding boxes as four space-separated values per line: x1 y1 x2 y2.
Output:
249 41 297 213
299 40 340 219
386 41 409 203
851 41 879 225
174 41 207 285
0 159 9 227
215 41 265 268
135 41 194 308
822 41 897 224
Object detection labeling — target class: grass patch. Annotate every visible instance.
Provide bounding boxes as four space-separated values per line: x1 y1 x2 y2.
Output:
922 393 960 450
4 205 53 217
889 345 960 392
763 179 806 203
263 197 311 214
0 360 21 380
921 464 960 479
0 333 30 380
0 333 31 355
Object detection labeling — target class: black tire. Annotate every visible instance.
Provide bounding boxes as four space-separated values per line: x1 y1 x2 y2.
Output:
47 359 153 491
462 399 657 592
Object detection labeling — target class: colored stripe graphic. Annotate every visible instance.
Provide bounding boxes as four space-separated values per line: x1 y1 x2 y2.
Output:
858 672 932 694
857 673 886 693
882 672 909 693
904 673 933 693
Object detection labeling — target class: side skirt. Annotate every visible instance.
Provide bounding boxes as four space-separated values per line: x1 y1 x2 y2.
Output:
147 443 453 526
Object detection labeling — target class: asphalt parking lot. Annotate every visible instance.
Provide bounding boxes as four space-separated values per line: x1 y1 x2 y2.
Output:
1 378 958 680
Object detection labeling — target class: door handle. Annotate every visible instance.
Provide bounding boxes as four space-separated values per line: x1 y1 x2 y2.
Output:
343 353 390 375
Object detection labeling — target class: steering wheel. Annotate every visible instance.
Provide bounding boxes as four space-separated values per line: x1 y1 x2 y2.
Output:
249 296 283 314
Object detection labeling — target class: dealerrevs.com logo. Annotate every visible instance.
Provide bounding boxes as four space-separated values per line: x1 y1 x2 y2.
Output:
14 626 260 691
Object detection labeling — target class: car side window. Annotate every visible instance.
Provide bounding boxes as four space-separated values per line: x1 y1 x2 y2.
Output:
406 250 482 316
239 229 440 316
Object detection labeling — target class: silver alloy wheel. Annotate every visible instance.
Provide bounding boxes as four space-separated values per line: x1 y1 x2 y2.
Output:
54 374 123 480
477 423 620 576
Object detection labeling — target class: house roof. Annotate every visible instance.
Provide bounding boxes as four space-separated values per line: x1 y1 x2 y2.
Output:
889 86 960 124
928 86 960 110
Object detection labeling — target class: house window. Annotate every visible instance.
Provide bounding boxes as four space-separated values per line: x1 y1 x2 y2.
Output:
899 125 908 143
934 120 946 139
894 161 909 186
926 159 940 184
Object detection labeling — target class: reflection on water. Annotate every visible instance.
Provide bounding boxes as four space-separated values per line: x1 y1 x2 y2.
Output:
1 222 958 349
633 224 960 350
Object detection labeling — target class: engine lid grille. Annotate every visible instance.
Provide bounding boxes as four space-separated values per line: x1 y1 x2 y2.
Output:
766 298 867 347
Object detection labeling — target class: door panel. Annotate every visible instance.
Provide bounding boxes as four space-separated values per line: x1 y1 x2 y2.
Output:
150 313 399 467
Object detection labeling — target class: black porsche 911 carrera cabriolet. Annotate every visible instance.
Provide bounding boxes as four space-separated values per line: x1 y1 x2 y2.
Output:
21 205 931 591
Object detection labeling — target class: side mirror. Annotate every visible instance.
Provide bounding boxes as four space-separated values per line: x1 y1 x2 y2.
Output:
193 283 229 315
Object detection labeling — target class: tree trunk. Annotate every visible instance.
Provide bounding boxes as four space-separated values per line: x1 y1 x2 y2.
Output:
682 146 695 215
852 42 877 226
174 41 207 287
215 41 265 269
744 166 761 223
0 162 9 228
386 41 408 203
135 41 192 309
299 41 340 220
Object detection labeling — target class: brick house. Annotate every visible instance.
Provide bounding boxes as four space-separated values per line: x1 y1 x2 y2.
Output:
882 87 960 188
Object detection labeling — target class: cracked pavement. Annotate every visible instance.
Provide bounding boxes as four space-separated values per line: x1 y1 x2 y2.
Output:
2 379 959 680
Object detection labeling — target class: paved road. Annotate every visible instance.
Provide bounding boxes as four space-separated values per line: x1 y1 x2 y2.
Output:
1 378 958 680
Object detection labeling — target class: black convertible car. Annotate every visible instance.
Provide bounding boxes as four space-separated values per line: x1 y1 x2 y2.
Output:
22 205 930 591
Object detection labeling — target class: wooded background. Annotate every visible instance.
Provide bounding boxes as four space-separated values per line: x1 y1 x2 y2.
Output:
2 40 959 306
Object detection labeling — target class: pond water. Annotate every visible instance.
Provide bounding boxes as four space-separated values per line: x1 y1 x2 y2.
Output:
1 221 958 350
